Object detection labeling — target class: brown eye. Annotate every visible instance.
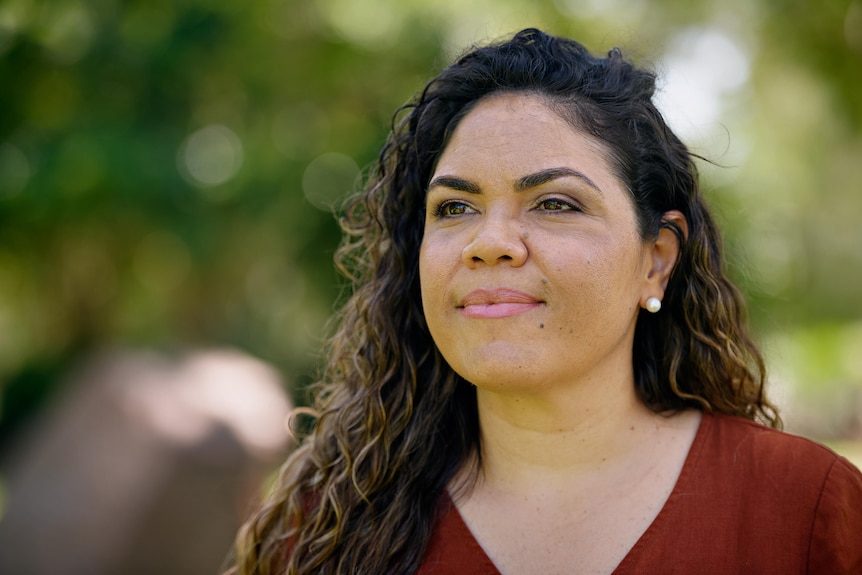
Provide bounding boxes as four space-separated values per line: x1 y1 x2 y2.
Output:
538 198 574 211
437 200 472 217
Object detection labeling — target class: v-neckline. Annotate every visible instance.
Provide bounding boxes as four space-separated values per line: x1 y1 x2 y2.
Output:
442 411 712 575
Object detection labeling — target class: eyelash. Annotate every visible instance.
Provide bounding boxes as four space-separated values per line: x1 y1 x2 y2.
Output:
431 200 474 218
430 196 582 218
535 197 580 212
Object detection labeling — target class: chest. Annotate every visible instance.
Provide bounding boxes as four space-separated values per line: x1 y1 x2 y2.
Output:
455 479 671 575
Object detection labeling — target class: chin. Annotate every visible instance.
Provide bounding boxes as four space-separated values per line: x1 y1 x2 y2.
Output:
452 356 544 391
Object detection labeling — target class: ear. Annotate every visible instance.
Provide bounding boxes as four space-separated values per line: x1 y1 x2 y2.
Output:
643 210 688 301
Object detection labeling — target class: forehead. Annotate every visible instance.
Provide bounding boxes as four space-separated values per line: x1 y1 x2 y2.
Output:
435 93 617 181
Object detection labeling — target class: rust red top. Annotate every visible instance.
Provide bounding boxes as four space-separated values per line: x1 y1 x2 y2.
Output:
418 413 862 574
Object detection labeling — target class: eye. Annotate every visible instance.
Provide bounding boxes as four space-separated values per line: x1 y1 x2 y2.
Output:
536 197 579 212
433 200 475 217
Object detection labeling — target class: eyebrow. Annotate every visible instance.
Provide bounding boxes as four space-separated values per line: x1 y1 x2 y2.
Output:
516 167 603 195
426 175 481 194
427 167 603 196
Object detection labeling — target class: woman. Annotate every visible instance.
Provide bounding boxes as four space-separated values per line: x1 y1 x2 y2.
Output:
228 29 862 574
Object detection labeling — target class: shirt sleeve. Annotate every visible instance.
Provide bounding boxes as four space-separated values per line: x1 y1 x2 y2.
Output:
808 456 862 574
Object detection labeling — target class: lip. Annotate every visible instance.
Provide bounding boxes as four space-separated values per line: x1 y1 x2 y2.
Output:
458 288 543 319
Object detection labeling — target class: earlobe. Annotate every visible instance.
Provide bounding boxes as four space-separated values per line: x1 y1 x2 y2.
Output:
646 210 687 293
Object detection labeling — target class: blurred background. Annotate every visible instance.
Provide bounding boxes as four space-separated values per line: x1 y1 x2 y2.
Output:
0 0 860 572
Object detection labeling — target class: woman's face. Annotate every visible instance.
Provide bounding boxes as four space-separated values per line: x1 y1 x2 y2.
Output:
419 93 657 394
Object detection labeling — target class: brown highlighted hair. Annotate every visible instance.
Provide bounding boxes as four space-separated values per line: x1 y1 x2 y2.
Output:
227 28 779 575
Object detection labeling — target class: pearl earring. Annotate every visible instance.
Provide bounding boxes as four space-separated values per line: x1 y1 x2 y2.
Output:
645 297 662 313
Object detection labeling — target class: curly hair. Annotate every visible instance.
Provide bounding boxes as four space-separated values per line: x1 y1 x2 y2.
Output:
226 28 780 575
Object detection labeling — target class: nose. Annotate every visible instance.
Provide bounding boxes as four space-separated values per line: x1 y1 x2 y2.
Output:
461 212 528 268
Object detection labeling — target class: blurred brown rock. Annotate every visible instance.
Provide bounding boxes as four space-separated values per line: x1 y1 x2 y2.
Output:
0 348 293 575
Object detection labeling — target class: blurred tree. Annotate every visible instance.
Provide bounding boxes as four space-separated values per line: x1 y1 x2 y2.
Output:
0 0 860 449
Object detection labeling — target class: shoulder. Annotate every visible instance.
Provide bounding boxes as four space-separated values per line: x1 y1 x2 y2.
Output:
684 412 862 528
653 412 862 572
700 412 862 567
699 412 857 480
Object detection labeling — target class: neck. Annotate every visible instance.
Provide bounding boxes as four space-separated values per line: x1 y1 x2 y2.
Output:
469 375 667 494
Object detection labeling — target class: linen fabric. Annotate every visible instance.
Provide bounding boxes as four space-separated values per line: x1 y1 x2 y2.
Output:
417 412 862 574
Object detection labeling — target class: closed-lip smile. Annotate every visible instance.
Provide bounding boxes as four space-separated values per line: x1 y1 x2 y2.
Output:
458 288 543 319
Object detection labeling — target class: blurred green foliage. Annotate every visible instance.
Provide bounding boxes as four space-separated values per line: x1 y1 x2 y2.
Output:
0 0 860 443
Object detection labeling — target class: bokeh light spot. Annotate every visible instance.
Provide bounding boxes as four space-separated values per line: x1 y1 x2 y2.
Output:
178 125 244 188
554 0 647 23
302 152 360 211
320 0 403 49
36 2 95 65
846 1 862 54
655 28 751 142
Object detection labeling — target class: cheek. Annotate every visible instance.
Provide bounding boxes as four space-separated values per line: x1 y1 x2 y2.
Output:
419 238 462 344
419 230 457 274
418 241 442 308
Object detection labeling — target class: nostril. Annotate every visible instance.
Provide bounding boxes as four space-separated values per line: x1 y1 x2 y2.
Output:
462 228 528 266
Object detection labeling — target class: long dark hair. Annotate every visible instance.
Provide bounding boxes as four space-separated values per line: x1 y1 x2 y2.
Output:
227 28 779 575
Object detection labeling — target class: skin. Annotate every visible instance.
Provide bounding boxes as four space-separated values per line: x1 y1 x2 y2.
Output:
421 92 675 409
419 93 698 575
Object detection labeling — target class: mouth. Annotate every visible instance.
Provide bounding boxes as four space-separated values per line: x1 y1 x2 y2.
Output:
458 288 544 319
